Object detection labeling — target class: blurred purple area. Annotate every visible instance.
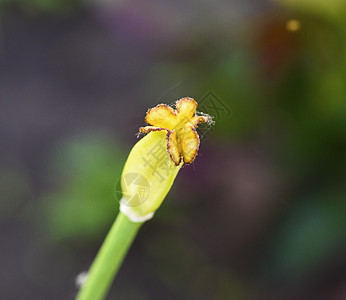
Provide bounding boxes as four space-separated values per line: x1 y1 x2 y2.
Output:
0 0 345 299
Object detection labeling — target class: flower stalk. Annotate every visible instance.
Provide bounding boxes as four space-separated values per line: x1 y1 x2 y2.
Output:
76 98 212 300
76 213 141 300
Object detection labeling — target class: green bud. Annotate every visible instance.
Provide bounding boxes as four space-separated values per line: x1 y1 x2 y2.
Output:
119 131 182 222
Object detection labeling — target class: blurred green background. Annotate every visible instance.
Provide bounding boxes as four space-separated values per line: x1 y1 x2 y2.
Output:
0 0 345 299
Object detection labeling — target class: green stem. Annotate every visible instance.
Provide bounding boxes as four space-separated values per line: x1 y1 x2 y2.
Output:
76 212 142 300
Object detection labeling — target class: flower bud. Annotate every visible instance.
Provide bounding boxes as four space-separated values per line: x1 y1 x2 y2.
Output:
119 97 212 222
120 131 182 222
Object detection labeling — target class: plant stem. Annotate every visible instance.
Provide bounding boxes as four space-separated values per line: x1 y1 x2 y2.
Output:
76 212 142 300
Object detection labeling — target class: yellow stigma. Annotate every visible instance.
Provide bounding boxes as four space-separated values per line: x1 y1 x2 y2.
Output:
140 97 212 165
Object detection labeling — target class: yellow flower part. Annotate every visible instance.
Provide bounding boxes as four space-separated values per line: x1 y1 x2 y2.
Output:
119 97 212 222
140 97 211 165
120 130 182 222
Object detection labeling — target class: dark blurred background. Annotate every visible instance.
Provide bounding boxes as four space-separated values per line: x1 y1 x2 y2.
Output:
1 0 346 299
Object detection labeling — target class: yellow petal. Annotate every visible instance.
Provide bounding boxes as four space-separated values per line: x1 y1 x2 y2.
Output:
145 104 177 130
167 130 181 165
179 125 200 164
139 126 170 134
120 131 182 221
190 115 212 127
175 97 198 127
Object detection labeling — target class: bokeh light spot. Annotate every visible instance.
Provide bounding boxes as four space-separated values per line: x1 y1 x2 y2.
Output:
286 19 301 32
